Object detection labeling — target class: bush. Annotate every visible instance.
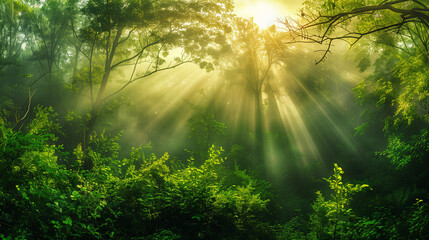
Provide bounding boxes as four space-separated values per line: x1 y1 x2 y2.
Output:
0 107 276 239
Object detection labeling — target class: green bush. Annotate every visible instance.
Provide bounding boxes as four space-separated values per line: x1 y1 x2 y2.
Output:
0 107 275 239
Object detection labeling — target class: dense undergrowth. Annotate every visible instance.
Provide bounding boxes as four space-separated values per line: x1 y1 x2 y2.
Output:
1 106 429 239
0 106 276 239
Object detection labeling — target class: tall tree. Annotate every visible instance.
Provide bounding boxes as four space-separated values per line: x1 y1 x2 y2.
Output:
76 0 233 167
0 0 25 71
223 18 284 159
21 0 77 92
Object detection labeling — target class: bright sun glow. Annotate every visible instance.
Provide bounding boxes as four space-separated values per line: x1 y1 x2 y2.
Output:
238 2 285 28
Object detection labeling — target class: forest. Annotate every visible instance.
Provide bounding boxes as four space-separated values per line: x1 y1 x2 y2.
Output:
0 0 428 239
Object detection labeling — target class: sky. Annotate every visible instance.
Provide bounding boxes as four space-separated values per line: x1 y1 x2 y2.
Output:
234 0 303 27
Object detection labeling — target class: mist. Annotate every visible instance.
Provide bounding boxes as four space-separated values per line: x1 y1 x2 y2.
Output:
1 0 428 239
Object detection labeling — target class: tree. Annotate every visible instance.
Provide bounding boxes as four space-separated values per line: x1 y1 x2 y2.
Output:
0 0 26 71
0 0 27 125
73 0 233 167
21 0 77 97
222 18 284 159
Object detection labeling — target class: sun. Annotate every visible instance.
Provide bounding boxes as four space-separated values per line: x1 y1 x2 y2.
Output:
250 3 281 28
236 2 286 28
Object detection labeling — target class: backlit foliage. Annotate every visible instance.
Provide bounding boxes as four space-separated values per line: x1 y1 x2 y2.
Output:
0 109 273 239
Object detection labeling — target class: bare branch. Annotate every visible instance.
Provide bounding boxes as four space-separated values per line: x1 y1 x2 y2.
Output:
103 59 194 101
13 87 37 130
110 38 163 70
280 0 428 63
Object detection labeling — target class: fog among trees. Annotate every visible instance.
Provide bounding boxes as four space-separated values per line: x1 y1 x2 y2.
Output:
1 0 428 239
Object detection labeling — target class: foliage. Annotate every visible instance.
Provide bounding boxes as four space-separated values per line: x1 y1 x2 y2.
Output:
290 0 429 62
354 51 429 129
0 109 274 239
348 199 429 239
309 164 370 239
353 45 429 168
408 199 429 239
27 105 61 138
67 0 236 161
277 216 309 240
187 108 226 162
21 0 76 73
393 55 429 125
380 129 429 169
0 0 26 70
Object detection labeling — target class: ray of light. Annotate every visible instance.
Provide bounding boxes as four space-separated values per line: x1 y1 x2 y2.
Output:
294 80 357 152
275 90 323 165
118 64 212 150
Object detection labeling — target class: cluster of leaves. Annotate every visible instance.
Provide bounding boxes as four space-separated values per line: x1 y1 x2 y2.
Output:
349 197 429 239
187 108 227 162
380 129 429 169
278 164 371 239
0 106 275 239
354 49 429 128
308 164 370 239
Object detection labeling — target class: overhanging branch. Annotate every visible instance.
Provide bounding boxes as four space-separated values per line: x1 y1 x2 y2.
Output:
280 0 429 63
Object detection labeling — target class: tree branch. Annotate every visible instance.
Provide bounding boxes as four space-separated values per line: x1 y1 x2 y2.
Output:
280 0 428 63
103 59 194 101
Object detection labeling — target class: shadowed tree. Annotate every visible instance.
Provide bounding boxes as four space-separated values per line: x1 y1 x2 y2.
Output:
223 18 284 160
1 1 78 129
0 0 26 129
0 0 25 71
21 0 78 99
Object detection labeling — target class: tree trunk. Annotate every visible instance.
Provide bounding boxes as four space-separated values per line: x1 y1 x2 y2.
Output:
81 27 123 170
254 91 264 160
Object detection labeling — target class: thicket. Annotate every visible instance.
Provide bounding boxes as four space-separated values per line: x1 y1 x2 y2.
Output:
2 106 428 239
0 106 280 239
